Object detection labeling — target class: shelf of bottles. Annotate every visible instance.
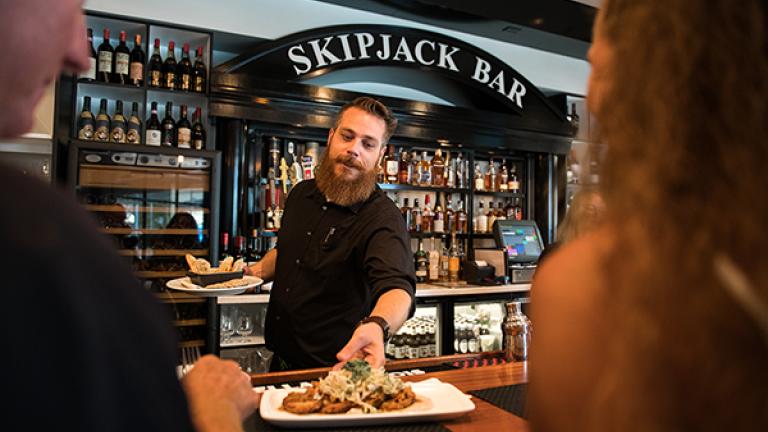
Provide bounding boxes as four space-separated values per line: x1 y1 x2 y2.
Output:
73 14 211 151
385 305 439 360
452 301 507 355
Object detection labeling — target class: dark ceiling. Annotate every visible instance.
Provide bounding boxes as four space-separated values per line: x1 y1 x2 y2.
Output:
312 0 597 59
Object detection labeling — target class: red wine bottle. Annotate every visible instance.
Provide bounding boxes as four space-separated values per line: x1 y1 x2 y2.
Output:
191 107 206 150
176 104 192 149
178 43 192 91
161 101 176 147
145 101 161 146
129 34 145 87
112 31 130 84
192 46 207 93
163 41 177 90
148 38 162 88
78 28 96 81
96 28 113 83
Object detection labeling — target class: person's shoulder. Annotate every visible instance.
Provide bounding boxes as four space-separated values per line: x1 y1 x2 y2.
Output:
368 189 403 220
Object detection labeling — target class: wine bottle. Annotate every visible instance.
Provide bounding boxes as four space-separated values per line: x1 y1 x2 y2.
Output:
110 100 127 143
191 107 206 150
94 98 110 142
96 28 113 83
77 96 94 140
126 102 142 144
161 101 176 147
129 34 145 87
78 28 97 81
145 101 161 146
178 43 192 91
112 31 130 84
176 104 191 149
148 38 162 88
192 46 207 93
163 41 177 90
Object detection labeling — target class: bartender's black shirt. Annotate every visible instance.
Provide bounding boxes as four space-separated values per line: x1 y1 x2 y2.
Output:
265 179 416 368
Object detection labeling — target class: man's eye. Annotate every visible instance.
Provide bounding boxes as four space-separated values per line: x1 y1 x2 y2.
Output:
363 141 375 149
342 134 354 141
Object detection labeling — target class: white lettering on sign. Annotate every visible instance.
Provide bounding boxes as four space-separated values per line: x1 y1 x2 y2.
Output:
286 32 528 109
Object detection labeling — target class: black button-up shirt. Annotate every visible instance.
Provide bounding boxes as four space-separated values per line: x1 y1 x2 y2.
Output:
265 179 416 368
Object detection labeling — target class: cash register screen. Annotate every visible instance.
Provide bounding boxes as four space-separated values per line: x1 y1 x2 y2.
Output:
494 220 544 263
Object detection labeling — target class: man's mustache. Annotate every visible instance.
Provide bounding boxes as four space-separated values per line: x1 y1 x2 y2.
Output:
335 154 364 170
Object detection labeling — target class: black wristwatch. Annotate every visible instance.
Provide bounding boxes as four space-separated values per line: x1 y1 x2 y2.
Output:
357 316 390 341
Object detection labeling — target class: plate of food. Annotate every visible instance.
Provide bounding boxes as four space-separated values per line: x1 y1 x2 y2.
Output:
165 255 263 296
259 360 475 428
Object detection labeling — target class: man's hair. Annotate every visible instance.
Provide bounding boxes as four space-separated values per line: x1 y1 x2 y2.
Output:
581 0 768 430
334 96 398 145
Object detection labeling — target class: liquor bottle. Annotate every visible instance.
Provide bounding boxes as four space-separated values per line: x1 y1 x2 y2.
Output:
496 201 507 222
219 232 230 261
79 28 97 81
163 41 177 90
110 100 126 143
487 202 498 232
509 164 521 194
96 28 113 83
176 104 192 149
499 161 509 191
486 160 496 192
161 101 176 147
148 38 163 88
191 107 206 150
428 238 440 282
178 43 192 91
94 98 110 142
515 197 523 221
431 149 445 187
410 151 420 186
233 234 246 261
192 46 207 93
77 96 94 140
410 198 422 233
397 149 410 184
414 239 428 283
504 198 515 219
432 193 445 234
439 235 450 281
445 151 454 188
419 151 432 186
474 163 484 191
112 31 130 84
456 200 467 234
476 201 488 233
445 196 455 233
448 232 460 282
246 229 262 263
401 198 412 228
145 101 161 146
126 102 142 144
421 194 433 232
129 34 145 86
455 152 465 188
384 145 398 183
376 159 385 184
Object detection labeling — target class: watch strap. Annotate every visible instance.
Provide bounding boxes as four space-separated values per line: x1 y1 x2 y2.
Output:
358 315 390 340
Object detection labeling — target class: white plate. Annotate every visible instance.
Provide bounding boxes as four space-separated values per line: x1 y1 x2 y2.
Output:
165 275 263 297
259 378 475 428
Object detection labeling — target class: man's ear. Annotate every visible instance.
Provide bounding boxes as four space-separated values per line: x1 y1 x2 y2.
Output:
327 128 334 144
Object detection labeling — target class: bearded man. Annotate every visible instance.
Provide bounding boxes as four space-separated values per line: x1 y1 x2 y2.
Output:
246 97 416 371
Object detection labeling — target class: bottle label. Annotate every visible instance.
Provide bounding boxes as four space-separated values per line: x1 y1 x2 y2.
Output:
433 219 444 233
194 76 205 92
415 269 427 278
193 139 204 151
78 123 94 140
115 53 129 75
110 126 126 143
162 125 174 146
385 160 398 176
130 62 143 81
98 51 112 73
408 346 420 359
475 178 484 190
79 58 96 80
177 127 191 148
510 180 520 191
126 124 141 144
150 70 161 87
181 74 191 91
95 120 109 142
419 345 430 358
165 72 175 89
146 130 161 146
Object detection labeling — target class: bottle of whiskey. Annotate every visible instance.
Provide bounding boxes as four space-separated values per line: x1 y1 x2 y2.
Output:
161 101 176 147
94 98 110 142
112 31 130 84
487 202 498 233
419 151 432 186
445 151 454 188
499 161 509 191
148 38 163 88
432 193 445 234
110 100 126 143
384 145 398 183
431 149 445 187
421 194 433 232
176 104 192 149
129 34 144 86
397 149 410 184
410 151 420 186
456 200 467 234
410 198 422 233
448 232 460 282
439 235 450 281
445 196 455 233
97 28 113 83
455 152 465 188
414 239 428 283
79 28 97 81
77 96 94 140
145 101 161 146
474 163 485 191
509 164 521 194
191 107 206 150
193 47 207 93
475 201 488 233
126 102 142 145
428 238 440 282
486 160 497 192
401 198 412 228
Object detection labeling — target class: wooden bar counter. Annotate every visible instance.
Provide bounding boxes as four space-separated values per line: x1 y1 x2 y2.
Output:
246 353 529 431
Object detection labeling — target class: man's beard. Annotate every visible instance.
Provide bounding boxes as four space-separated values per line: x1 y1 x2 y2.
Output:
315 150 378 207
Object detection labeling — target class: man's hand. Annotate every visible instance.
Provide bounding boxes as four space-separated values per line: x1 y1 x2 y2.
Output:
182 355 260 432
334 322 386 369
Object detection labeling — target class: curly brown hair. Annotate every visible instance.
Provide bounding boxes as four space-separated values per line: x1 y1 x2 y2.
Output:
334 96 398 145
589 0 768 430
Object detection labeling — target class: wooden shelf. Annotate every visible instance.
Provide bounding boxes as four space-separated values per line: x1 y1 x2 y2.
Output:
100 228 207 235
85 204 209 214
118 249 208 257
77 79 144 92
179 340 206 348
79 164 209 191
155 291 206 303
173 318 206 327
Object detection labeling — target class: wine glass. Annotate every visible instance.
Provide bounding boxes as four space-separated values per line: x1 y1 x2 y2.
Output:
236 308 254 337
220 309 235 343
